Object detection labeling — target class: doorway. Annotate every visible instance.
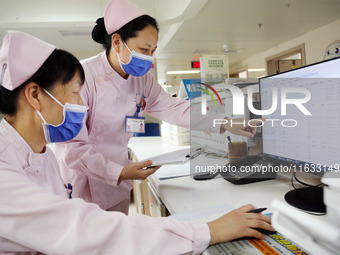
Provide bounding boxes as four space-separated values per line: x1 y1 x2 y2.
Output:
230 66 248 78
266 44 306 75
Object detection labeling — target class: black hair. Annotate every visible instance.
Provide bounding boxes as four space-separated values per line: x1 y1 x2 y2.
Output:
92 15 159 51
0 49 85 115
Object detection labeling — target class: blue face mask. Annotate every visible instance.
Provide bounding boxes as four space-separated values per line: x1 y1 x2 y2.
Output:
117 41 153 77
36 89 87 143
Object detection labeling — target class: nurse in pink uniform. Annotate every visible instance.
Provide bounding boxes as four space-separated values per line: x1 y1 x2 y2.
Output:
54 0 260 213
0 30 274 255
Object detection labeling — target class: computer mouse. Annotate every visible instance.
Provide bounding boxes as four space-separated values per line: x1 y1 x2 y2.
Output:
254 228 277 236
193 171 219 181
234 228 277 241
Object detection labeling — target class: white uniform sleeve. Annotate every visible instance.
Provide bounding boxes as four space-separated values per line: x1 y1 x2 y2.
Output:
0 165 210 254
0 236 36 253
54 124 122 186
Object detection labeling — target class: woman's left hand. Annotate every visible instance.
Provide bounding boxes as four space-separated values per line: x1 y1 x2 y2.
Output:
118 160 161 184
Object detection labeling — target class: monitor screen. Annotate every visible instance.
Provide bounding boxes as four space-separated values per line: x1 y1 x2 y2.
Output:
260 57 340 175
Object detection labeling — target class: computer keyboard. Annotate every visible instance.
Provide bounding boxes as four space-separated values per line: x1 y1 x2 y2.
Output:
225 155 262 169
220 155 277 184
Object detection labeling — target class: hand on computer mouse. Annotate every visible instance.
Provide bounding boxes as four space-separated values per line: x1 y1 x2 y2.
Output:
207 204 276 245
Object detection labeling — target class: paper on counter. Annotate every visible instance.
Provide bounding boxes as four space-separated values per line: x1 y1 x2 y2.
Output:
169 203 235 223
153 162 191 180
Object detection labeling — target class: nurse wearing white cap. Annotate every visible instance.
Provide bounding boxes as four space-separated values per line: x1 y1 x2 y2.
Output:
54 0 261 213
0 30 274 254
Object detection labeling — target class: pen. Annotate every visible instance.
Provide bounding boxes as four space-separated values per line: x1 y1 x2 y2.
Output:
227 136 232 144
248 207 267 213
189 147 204 160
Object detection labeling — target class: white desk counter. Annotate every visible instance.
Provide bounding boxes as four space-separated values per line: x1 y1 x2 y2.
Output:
148 172 292 215
128 136 293 216
129 137 333 255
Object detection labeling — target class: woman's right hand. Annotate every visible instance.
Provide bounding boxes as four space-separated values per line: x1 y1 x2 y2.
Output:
207 204 276 245
118 160 161 184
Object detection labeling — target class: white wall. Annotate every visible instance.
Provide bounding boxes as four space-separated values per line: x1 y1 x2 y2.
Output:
231 19 340 75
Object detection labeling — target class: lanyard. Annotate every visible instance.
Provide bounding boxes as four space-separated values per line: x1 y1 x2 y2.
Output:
134 105 141 118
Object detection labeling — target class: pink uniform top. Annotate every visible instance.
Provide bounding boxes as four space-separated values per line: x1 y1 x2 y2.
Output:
0 118 211 254
54 51 224 211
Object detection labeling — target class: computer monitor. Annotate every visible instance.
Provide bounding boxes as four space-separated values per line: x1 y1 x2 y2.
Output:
259 57 340 213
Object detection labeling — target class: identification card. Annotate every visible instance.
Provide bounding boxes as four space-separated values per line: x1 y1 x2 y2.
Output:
125 116 145 133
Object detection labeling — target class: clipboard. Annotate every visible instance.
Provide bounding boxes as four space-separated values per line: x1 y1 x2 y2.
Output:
142 146 205 167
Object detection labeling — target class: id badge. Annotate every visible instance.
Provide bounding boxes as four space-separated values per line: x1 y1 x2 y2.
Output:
125 116 145 133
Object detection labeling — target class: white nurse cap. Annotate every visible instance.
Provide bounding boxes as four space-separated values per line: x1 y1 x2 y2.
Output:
0 30 56 91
